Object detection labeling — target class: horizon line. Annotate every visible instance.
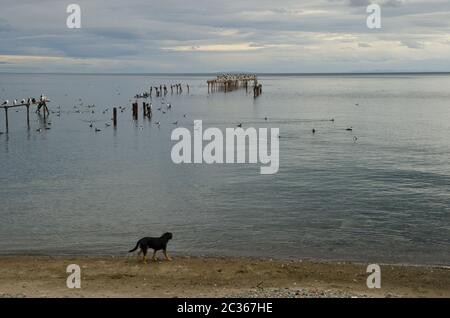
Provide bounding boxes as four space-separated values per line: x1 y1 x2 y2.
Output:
1 71 450 76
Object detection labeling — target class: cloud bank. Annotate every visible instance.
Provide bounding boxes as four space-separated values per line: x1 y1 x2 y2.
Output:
1 0 449 72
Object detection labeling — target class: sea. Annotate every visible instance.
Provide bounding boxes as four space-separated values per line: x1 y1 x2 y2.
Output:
0 73 449 265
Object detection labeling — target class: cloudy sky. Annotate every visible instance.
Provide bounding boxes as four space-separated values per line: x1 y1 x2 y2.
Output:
1 0 450 73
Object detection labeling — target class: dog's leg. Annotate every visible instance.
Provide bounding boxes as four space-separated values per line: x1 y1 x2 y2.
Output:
137 249 142 261
163 249 172 261
152 250 157 261
142 247 148 264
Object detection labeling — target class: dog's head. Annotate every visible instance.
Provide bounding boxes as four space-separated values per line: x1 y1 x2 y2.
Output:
162 232 173 241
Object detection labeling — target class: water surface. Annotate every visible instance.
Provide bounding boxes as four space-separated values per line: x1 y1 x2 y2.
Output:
0 73 449 265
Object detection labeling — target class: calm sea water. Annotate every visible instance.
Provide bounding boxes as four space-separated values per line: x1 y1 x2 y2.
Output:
0 73 449 265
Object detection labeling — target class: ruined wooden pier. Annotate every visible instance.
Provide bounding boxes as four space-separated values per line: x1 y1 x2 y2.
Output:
207 74 262 97
0 100 50 132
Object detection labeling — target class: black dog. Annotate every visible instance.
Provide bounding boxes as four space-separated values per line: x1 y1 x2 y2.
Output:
128 232 173 263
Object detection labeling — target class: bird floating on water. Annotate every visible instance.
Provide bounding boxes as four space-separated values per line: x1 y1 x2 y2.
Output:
346 127 353 131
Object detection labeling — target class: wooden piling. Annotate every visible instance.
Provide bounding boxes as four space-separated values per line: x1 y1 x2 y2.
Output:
132 102 138 120
113 107 117 127
26 105 30 128
4 107 8 132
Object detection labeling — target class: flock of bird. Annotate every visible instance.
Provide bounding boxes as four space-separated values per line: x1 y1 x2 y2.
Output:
0 90 358 143
1 94 49 107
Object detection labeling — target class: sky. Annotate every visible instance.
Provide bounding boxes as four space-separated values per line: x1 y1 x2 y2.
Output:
1 0 450 73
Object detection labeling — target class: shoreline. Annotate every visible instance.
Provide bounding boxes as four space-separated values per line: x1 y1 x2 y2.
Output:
0 255 448 298
1 252 448 269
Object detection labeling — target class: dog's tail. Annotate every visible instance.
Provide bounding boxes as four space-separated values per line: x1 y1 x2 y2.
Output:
128 240 140 253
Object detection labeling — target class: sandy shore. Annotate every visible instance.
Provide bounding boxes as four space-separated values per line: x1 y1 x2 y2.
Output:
0 256 448 298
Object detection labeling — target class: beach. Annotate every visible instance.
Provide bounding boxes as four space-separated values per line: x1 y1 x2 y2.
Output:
0 256 448 298
1 74 450 299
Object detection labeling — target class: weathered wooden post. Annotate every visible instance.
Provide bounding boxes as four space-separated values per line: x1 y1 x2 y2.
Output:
26 105 30 128
132 102 138 120
143 102 147 118
113 107 117 127
4 107 8 132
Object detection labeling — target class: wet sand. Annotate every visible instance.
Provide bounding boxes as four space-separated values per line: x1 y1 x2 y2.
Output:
0 256 448 298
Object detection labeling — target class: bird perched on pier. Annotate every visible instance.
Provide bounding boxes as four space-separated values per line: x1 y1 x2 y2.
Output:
21 99 26 104
13 99 17 105
1 100 7 105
